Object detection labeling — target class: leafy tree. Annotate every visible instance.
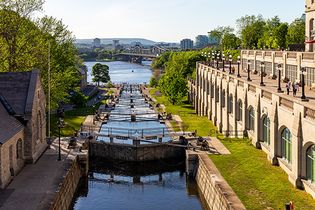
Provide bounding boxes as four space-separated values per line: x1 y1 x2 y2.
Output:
0 0 83 108
159 72 187 105
208 26 234 46
151 51 171 69
221 33 241 50
287 18 305 45
237 15 265 49
92 63 110 86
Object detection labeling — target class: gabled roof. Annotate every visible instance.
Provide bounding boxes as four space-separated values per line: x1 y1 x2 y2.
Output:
0 102 23 144
0 70 40 115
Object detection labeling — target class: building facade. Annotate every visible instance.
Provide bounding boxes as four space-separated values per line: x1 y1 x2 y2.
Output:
306 0 315 52
241 50 315 87
93 38 101 48
0 70 47 188
195 35 210 49
180 39 194 50
189 61 315 198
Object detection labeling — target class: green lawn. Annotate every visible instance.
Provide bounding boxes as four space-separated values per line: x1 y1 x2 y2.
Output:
149 88 216 136
50 104 102 137
210 138 315 210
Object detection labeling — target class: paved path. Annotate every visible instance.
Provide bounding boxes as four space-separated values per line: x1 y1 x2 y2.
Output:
0 142 72 210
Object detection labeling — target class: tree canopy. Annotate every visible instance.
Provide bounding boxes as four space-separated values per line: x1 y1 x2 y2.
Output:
0 0 83 108
92 63 110 86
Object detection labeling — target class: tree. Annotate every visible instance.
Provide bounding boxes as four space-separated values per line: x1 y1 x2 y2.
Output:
0 0 83 108
208 26 234 46
221 33 241 50
287 18 305 45
237 15 265 49
92 63 110 86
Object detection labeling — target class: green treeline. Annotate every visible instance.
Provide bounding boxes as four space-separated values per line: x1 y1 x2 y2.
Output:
151 51 205 105
210 15 305 51
0 0 83 108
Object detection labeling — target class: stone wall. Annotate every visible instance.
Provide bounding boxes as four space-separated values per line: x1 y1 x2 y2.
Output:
0 130 25 189
187 152 246 210
49 155 87 210
89 141 185 161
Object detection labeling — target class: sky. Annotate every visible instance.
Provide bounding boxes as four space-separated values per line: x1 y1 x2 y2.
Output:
41 0 304 43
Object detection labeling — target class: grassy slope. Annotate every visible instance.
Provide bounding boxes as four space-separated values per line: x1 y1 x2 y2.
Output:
149 88 216 136
210 138 315 210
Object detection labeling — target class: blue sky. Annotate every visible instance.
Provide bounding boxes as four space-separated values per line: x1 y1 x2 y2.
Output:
42 0 304 42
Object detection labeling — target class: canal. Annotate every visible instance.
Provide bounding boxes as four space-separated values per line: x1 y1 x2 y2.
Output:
71 61 205 210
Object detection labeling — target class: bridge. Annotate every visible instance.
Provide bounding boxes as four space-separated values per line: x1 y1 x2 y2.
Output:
114 45 167 64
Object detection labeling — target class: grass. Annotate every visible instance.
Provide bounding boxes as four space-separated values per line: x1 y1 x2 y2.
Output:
149 88 216 136
50 100 108 137
210 138 315 210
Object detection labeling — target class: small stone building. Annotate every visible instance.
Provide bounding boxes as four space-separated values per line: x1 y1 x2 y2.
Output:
0 70 47 188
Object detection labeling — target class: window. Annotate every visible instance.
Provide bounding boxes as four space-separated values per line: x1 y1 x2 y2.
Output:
16 139 23 159
237 100 243 121
262 116 270 145
307 145 315 182
221 90 225 108
281 128 292 163
228 94 233 114
248 106 255 131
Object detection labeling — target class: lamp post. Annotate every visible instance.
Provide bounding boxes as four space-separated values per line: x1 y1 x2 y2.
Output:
212 53 215 67
56 105 64 161
229 54 232 74
260 62 265 86
222 54 225 72
247 60 252 81
208 52 211 66
301 67 309 101
237 56 241 78
277 64 283 93
216 52 220 69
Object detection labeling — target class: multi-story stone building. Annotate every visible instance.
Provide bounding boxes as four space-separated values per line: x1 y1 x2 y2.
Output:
195 35 210 49
180 39 194 50
0 70 47 188
305 0 315 52
189 57 315 198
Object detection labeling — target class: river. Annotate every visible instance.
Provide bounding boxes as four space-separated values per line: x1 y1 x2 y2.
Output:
84 61 153 84
71 61 205 210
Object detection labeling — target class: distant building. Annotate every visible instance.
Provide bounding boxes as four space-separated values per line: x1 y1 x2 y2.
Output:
93 38 101 48
195 35 210 49
79 65 88 89
113 40 120 51
180 39 194 50
0 70 47 188
208 34 220 46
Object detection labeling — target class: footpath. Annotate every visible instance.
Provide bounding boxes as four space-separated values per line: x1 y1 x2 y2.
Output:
0 140 78 210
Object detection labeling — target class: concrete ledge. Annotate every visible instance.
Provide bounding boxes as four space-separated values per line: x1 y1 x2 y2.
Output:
195 154 246 210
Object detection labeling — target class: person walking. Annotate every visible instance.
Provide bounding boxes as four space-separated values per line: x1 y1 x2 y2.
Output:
292 82 297 96
286 81 291 95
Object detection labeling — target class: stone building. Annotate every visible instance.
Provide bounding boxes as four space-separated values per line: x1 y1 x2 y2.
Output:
189 59 315 198
0 70 47 188
305 0 315 52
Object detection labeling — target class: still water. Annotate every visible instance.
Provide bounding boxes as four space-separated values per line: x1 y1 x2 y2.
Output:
85 61 152 84
74 61 205 210
72 161 204 210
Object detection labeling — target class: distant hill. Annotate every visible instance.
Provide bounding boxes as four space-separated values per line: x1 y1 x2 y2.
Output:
76 38 157 46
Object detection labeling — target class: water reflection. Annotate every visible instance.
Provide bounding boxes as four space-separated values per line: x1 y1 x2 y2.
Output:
72 161 204 210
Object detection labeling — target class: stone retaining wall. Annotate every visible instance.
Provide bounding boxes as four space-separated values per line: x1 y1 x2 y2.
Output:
187 151 246 210
49 155 88 210
89 141 184 161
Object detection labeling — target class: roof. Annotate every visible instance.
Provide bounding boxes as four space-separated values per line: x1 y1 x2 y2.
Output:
0 70 39 115
0 102 23 144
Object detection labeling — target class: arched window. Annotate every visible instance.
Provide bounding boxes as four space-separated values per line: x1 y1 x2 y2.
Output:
221 90 225 107
237 100 243 121
262 116 270 145
228 94 233 114
281 128 292 163
248 106 255 131
16 139 23 159
307 145 315 182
